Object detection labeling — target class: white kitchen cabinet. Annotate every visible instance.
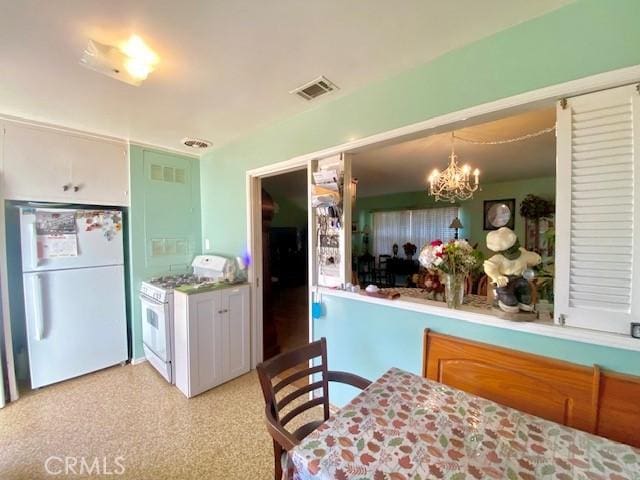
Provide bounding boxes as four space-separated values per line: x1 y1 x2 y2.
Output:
173 284 250 398
1 120 128 206
222 286 251 381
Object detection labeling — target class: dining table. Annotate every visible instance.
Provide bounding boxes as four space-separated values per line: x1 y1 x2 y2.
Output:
285 368 640 480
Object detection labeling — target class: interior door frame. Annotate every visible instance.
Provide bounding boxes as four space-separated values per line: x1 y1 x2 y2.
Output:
246 160 310 368
246 64 640 368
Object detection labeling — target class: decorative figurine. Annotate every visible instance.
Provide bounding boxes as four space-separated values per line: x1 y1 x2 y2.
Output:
483 227 541 313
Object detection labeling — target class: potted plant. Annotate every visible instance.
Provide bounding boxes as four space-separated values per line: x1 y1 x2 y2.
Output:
520 194 555 253
419 240 482 309
403 242 417 260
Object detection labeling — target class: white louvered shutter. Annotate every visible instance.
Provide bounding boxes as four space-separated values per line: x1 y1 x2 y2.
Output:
555 84 640 334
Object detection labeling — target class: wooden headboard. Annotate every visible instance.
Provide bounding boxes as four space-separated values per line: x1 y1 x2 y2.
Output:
422 329 640 447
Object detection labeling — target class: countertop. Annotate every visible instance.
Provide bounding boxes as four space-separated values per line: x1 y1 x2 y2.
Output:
174 281 249 295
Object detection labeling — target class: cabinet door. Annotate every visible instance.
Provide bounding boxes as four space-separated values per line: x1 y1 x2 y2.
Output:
2 122 72 202
69 136 128 206
222 286 250 382
189 291 223 395
1 121 129 205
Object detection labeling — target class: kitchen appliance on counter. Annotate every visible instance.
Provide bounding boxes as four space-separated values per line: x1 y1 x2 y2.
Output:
139 254 242 383
19 206 128 389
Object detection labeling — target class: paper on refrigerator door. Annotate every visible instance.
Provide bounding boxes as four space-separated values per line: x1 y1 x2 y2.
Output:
35 210 78 259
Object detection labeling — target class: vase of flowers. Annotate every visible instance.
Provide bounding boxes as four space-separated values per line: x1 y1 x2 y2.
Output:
403 242 417 260
418 239 482 309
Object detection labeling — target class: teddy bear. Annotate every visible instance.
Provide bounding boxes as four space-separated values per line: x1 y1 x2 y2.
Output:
483 227 541 313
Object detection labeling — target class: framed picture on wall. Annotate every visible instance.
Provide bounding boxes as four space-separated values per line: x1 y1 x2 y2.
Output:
483 199 516 230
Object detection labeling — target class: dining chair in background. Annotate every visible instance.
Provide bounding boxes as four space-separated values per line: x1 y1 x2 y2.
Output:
477 274 489 296
357 253 376 286
376 254 392 287
464 274 473 295
256 338 372 480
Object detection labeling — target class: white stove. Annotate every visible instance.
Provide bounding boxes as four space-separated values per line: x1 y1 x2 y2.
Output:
140 274 208 303
139 255 239 384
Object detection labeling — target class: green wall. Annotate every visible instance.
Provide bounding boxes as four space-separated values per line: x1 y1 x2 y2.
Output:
129 146 201 360
201 0 640 254
315 296 640 406
199 0 640 386
269 195 307 229
354 177 555 257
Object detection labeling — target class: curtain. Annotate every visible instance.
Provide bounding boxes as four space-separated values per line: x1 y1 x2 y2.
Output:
371 210 410 258
372 207 458 258
410 206 459 248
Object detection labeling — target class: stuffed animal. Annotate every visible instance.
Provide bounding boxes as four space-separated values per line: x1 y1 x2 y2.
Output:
483 227 541 313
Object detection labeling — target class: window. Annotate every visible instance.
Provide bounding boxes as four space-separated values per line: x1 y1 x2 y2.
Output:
372 206 459 258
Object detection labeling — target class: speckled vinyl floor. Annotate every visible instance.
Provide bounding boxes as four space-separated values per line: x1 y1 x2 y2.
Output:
0 363 277 479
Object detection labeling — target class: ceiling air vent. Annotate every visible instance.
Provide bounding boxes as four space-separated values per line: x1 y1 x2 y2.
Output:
181 137 212 149
290 76 338 101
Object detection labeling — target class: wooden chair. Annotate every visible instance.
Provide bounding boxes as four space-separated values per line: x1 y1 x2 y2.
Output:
256 338 372 480
477 274 489 296
375 254 393 287
357 253 376 285
464 274 473 295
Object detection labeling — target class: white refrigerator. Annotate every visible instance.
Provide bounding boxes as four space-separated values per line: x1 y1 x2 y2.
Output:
20 207 128 388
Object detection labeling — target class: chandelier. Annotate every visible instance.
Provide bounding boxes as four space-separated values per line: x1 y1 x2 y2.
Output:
428 133 480 202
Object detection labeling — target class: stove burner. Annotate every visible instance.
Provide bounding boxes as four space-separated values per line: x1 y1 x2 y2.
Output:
149 274 212 289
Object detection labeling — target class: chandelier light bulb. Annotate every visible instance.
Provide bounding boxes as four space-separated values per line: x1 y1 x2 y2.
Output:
426 133 480 202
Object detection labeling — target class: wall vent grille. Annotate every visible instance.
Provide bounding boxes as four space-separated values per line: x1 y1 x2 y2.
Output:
181 137 212 149
150 164 186 184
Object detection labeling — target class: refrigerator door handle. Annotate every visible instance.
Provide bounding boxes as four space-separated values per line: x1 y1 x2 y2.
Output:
29 222 39 269
32 274 45 340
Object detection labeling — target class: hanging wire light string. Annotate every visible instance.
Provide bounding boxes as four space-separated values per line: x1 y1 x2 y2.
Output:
452 125 555 145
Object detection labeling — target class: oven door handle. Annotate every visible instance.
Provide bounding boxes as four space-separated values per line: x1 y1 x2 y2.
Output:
139 292 167 306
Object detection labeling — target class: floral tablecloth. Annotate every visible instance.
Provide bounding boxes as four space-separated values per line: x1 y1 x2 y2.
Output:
286 368 640 480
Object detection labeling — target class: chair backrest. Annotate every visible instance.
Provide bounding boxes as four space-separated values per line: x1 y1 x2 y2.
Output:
357 254 375 273
378 254 391 269
464 274 473 295
256 339 330 440
477 274 488 296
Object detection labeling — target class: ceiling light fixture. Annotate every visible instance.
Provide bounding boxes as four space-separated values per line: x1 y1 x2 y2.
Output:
120 35 159 81
80 34 159 86
428 133 480 203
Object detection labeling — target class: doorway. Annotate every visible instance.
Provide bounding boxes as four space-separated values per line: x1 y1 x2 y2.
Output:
260 168 309 360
